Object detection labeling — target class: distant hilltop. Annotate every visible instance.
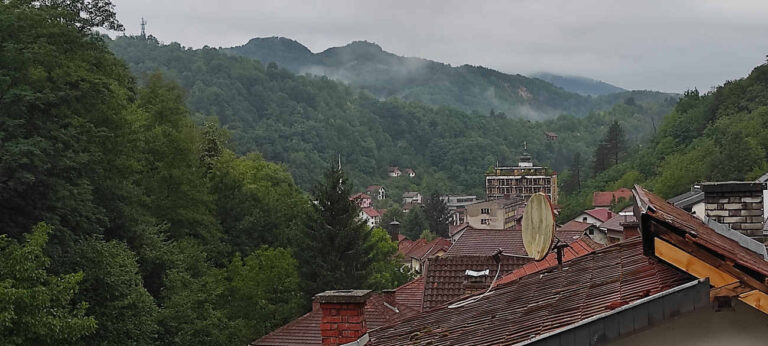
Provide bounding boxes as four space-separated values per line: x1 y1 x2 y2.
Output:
224 37 674 120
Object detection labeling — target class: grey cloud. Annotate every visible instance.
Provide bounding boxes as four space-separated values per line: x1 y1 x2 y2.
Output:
112 0 768 92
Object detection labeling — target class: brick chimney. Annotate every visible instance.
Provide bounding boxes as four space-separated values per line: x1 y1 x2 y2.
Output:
702 182 766 239
315 290 371 346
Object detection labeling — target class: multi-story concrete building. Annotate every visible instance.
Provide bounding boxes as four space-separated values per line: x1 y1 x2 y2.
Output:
465 196 526 230
485 150 558 204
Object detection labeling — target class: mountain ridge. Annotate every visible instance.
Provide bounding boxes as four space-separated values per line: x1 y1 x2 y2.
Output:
225 37 674 120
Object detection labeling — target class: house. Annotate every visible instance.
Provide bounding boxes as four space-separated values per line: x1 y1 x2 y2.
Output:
404 168 415 177
401 202 418 213
700 181 766 240
448 222 471 243
348 193 372 208
573 207 613 226
398 237 452 273
440 194 478 209
544 131 558 141
401 191 421 205
365 185 768 345
485 149 558 204
558 219 599 241
257 186 768 346
592 187 633 207
251 280 424 345
387 166 401 177
447 207 466 226
668 184 704 215
758 172 768 221
595 207 640 245
365 185 386 200
359 207 382 228
464 196 525 230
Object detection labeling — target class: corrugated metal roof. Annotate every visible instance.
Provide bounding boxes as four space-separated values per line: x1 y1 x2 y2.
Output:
370 237 692 345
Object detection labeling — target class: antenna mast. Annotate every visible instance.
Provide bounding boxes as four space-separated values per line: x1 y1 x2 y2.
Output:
140 17 147 38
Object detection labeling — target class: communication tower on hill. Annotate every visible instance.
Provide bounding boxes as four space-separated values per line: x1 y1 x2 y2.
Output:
140 17 147 38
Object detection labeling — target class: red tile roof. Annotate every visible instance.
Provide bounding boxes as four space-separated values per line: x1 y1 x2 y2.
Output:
366 185 382 192
599 212 637 232
369 237 693 345
593 188 633 207
584 207 614 222
399 238 451 261
493 235 605 286
634 185 768 278
446 227 586 257
253 287 421 345
349 192 371 201
362 207 381 218
444 228 527 257
421 254 531 310
393 276 425 312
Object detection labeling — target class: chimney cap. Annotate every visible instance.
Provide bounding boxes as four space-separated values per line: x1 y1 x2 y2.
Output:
314 290 372 304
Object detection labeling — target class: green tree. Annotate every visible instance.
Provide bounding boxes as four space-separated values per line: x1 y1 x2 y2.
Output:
562 152 583 193
223 247 303 342
422 192 450 238
297 166 375 296
63 238 159 345
365 228 411 291
402 207 428 240
0 223 97 344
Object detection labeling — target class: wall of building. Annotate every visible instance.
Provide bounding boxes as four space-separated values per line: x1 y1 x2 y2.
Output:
466 200 505 229
576 213 603 226
610 301 768 346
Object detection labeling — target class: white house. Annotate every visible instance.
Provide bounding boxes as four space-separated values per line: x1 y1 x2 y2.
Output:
573 208 614 226
366 185 386 200
404 168 416 177
402 191 422 205
387 167 401 177
359 207 381 228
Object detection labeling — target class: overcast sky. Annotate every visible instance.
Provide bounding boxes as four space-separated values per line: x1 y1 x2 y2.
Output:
111 0 768 92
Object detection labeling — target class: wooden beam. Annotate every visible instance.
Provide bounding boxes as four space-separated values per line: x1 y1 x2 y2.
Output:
654 238 738 287
709 282 752 301
739 290 768 315
655 232 768 293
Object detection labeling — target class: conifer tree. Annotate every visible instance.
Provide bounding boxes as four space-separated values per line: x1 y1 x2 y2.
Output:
422 192 450 238
297 165 375 296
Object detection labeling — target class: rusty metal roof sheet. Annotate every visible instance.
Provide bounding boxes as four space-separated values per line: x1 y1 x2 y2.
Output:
369 237 692 345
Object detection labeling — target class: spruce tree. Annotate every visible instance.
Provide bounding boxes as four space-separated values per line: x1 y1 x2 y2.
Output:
423 192 450 238
297 166 374 296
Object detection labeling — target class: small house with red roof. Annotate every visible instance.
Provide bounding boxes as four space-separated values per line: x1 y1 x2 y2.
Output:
387 166 401 177
359 207 382 228
404 168 415 177
349 193 372 208
398 237 452 273
592 187 633 207
573 207 614 226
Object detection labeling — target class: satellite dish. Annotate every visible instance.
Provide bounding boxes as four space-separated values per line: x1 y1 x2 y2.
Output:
522 193 556 261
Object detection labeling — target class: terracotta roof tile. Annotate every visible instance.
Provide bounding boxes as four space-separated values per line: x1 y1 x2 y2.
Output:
421 254 531 310
493 235 605 286
584 208 614 222
400 238 451 260
394 276 425 312
634 185 768 277
593 188 633 207
599 212 637 232
369 237 693 345
444 228 526 257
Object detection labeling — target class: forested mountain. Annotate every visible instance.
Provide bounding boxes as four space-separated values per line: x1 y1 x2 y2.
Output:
558 61 768 220
225 37 674 120
530 72 627 96
110 36 677 195
1 2 406 345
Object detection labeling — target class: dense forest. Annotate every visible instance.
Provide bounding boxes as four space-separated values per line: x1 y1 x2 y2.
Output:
225 37 674 120
110 36 676 198
0 1 407 344
529 72 626 96
558 61 768 221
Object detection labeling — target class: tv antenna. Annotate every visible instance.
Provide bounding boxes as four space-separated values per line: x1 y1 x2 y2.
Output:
521 193 556 261
140 17 147 38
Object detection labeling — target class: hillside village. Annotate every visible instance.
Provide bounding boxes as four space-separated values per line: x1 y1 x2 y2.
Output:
6 2 768 346
255 148 768 345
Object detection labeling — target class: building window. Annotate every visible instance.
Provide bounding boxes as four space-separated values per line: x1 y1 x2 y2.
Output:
481 208 490 214
582 217 588 223
588 228 594 235
481 219 490 225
